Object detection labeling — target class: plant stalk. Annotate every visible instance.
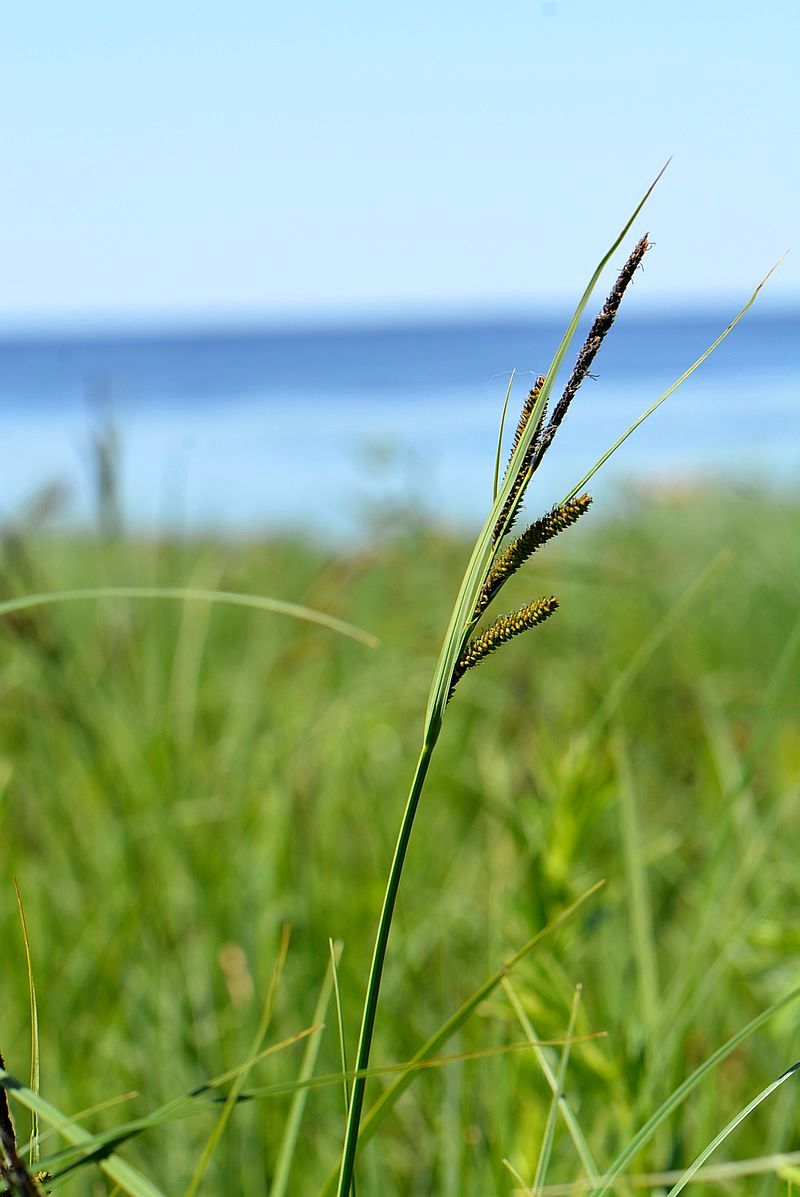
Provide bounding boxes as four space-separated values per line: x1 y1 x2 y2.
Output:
336 736 436 1196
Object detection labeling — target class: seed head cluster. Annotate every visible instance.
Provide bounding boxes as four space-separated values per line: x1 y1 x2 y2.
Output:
450 596 559 697
450 234 647 700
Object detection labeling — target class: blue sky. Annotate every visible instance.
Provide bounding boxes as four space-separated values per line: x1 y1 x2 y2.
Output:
1 1 797 326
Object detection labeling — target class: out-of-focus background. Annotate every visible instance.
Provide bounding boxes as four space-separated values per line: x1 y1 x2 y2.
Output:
2 5 800 1197
1 1 797 536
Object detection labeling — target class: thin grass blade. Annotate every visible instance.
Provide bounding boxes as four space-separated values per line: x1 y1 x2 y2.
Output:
0 1070 168 1197
532 984 582 1194
665 1062 800 1197
508 1148 800 1194
183 925 291 1197
0 588 379 648
351 881 602 1138
744 606 800 776
492 369 517 501
588 985 800 1196
270 958 336 1197
13 878 40 1168
317 882 603 1197
613 734 660 1044
36 1028 319 1181
587 548 731 738
32 1032 605 1189
503 1156 533 1194
42 1036 608 1179
21 1092 138 1156
328 940 350 1122
503 978 600 1185
563 259 782 503
248 1032 606 1102
194 1025 320 1095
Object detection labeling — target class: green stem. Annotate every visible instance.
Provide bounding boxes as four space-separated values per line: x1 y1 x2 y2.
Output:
336 737 437 1197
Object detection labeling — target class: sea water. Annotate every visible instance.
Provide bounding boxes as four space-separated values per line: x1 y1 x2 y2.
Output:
0 309 796 539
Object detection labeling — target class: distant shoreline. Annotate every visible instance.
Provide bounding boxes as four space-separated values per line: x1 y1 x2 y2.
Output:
0 303 797 347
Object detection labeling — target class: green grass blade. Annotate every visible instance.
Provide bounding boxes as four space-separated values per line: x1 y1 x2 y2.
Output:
250 1034 604 1102
744 606 800 776
503 979 600 1185
328 940 356 1197
614 733 660 1044
195 1026 320 1095
0 1070 168 1197
361 885 598 1125
32 1033 604 1186
503 1148 800 1193
0 587 379 648
21 1092 139 1156
588 985 800 1196
270 959 336 1197
563 259 782 503
492 369 516 501
328 940 350 1122
13 878 40 1168
503 1155 533 1193
36 1028 319 1181
359 881 603 1132
532 984 582 1195
665 1063 800 1197
183 925 290 1197
588 547 731 736
317 882 603 1196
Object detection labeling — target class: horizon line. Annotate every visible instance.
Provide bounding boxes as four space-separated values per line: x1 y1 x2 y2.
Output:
0 297 797 343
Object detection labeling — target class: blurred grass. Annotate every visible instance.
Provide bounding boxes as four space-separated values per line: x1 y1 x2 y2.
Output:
1 485 799 1195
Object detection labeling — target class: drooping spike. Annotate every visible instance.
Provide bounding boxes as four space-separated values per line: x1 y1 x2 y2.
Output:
450 595 559 699
532 235 649 470
492 376 547 543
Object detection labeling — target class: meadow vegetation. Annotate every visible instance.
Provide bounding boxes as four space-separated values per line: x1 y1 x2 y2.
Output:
1 176 796 1194
1 484 799 1195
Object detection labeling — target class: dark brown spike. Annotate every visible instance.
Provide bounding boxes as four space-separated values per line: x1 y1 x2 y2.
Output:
492 377 547 544
449 595 559 699
532 234 649 470
477 493 592 616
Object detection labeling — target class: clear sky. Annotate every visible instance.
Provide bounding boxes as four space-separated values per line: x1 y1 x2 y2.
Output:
1 1 797 327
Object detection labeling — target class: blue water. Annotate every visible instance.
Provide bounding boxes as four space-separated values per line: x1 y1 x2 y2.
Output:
0 309 796 537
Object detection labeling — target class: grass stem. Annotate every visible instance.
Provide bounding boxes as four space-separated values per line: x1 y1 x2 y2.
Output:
335 738 436 1196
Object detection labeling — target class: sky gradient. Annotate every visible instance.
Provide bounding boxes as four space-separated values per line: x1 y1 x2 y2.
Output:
2 1 798 327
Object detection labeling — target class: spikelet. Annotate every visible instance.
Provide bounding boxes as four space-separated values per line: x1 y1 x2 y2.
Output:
533 234 649 469
492 376 547 543
510 376 547 457
477 493 592 615
449 595 559 698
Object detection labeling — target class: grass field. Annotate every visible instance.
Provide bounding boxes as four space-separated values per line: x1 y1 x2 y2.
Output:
1 485 799 1195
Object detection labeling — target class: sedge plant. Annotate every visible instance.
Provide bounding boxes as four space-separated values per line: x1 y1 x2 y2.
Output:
335 167 779 1196
0 172 784 1197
